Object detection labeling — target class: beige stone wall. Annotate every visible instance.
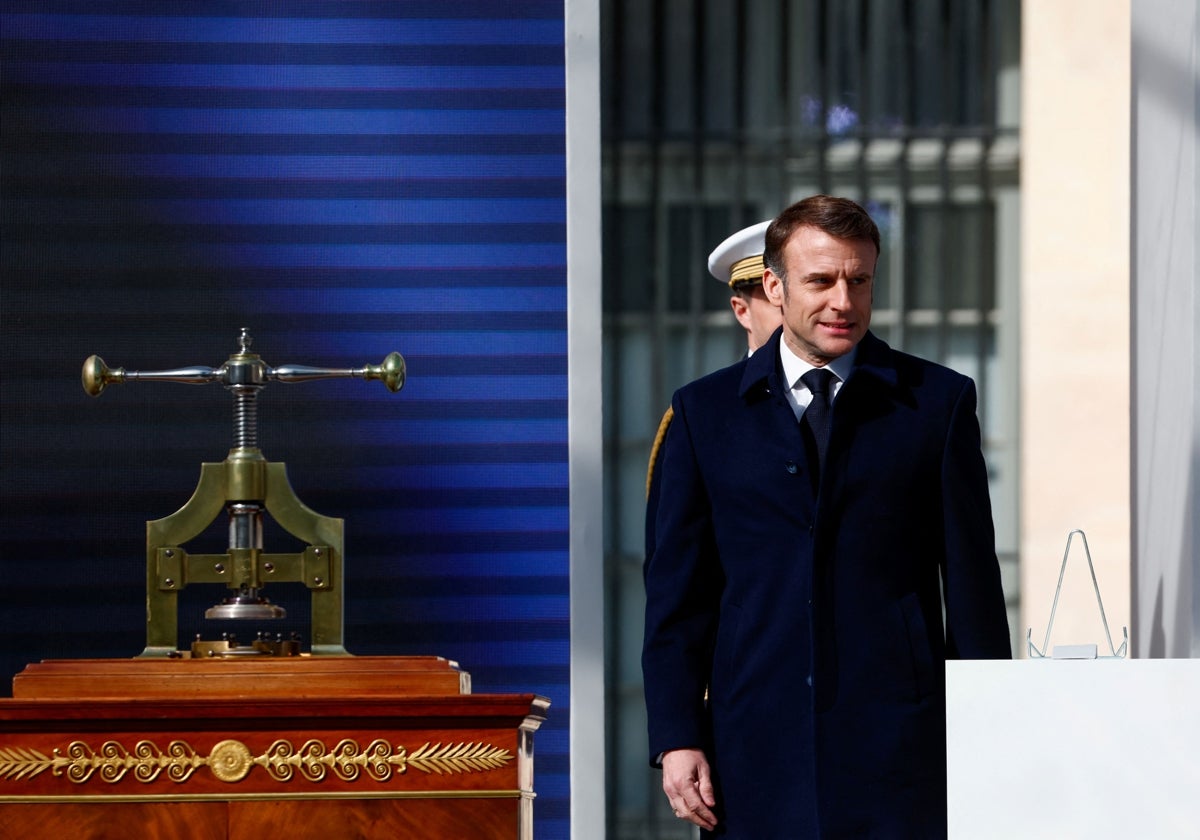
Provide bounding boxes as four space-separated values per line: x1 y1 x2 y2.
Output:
1020 1 1132 656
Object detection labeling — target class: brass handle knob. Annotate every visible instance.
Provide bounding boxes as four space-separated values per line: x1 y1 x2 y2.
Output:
81 354 122 397
374 351 406 393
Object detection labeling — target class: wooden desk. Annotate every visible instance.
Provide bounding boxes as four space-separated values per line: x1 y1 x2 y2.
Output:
0 657 549 839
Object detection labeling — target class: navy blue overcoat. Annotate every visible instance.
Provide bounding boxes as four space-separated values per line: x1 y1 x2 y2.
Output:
642 329 1011 838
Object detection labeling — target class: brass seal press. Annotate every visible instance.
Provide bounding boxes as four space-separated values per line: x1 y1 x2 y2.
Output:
83 328 405 658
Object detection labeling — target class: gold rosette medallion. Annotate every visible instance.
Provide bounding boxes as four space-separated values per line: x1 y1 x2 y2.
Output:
208 740 254 782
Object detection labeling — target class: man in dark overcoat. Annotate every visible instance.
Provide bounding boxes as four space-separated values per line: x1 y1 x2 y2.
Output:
642 195 1011 838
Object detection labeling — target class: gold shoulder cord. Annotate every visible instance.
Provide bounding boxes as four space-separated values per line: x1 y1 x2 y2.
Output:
645 406 675 500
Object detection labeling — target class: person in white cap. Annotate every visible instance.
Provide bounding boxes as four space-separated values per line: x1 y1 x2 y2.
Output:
708 219 783 357
644 221 783 573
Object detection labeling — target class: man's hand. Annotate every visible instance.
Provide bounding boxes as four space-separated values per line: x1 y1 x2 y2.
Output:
661 748 717 831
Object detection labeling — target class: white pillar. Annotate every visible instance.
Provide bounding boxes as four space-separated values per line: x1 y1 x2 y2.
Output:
1020 1 1132 656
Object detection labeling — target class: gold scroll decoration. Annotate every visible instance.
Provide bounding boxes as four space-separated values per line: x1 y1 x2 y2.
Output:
0 739 512 786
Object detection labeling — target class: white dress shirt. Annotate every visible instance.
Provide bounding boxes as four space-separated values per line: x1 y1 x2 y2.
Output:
778 339 857 423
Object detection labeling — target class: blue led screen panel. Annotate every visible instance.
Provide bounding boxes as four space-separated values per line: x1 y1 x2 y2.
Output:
0 2 569 834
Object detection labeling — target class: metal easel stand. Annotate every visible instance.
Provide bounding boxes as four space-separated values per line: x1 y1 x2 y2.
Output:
1027 529 1128 660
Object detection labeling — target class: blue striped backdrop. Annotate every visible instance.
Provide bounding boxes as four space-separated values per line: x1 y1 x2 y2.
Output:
0 2 570 834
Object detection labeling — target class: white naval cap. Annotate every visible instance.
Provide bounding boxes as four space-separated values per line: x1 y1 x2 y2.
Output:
707 219 772 288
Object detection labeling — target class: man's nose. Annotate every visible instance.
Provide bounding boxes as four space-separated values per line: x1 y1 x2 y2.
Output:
827 279 852 310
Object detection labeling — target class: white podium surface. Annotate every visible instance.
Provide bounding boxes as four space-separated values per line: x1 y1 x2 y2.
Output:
946 659 1200 839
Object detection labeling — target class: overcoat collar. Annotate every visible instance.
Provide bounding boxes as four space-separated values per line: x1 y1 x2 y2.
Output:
738 327 899 400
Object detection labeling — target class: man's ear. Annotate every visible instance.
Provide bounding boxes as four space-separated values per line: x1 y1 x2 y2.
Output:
762 268 784 306
729 295 753 333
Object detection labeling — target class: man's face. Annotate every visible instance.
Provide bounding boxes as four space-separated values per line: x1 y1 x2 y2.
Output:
762 225 876 366
729 284 784 354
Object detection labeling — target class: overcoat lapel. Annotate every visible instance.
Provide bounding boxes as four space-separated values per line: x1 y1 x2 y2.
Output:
739 329 819 491
822 332 902 501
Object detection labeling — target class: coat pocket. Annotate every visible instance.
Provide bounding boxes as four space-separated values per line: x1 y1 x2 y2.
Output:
898 593 936 699
711 601 743 697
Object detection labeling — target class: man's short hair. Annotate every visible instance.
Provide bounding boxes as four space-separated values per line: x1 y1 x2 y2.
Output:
763 195 880 280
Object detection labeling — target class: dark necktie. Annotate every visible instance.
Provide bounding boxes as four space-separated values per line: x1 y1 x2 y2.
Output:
800 368 835 469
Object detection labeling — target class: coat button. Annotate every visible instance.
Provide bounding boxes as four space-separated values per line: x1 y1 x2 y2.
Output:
785 461 798 474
